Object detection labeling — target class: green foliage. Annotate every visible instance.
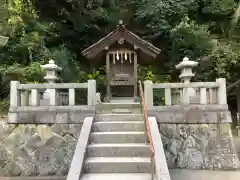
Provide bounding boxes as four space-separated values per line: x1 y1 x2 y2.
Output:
171 17 215 58
0 0 240 111
135 0 198 35
138 65 154 81
198 42 240 83
88 67 106 96
169 16 216 79
50 46 87 82
0 98 10 113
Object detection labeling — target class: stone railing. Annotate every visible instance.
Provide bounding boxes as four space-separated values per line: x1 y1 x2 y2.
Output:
144 78 231 124
144 78 226 106
38 90 69 105
8 80 96 124
58 92 69 105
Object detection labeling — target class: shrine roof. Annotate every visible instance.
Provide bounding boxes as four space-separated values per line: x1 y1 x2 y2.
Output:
227 80 240 93
82 20 161 59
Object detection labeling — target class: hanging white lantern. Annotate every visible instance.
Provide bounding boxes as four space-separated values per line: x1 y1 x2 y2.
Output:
124 52 127 60
116 51 120 60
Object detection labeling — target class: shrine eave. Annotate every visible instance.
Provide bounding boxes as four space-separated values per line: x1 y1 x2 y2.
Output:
82 23 161 59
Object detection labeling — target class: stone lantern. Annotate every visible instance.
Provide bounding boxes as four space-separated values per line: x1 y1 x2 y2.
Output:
176 57 198 83
176 57 198 104
41 59 62 84
0 35 9 46
41 59 62 104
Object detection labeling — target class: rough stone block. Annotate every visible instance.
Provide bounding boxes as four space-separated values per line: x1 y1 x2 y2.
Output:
35 112 56 123
55 113 68 123
18 112 35 123
159 123 240 170
0 117 82 176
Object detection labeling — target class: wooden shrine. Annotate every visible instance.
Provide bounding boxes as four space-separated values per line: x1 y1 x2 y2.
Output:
82 20 161 101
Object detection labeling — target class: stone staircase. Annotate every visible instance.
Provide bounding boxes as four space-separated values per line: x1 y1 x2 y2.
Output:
80 104 153 180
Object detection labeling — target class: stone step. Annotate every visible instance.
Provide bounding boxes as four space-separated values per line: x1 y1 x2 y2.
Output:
96 103 141 114
96 103 141 109
90 132 146 143
80 173 153 180
97 108 141 114
95 114 143 122
83 157 151 173
112 108 132 114
87 143 150 157
92 121 145 132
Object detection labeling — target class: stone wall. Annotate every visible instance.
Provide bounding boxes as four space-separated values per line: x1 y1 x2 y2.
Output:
8 106 94 124
1 104 240 176
0 116 81 176
159 123 240 169
148 105 232 124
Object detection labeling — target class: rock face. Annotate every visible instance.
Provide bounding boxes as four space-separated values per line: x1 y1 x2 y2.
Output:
0 117 81 176
159 123 240 169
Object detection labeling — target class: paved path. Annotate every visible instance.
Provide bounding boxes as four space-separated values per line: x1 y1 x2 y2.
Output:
1 171 240 180
233 135 240 158
170 170 240 180
0 177 66 180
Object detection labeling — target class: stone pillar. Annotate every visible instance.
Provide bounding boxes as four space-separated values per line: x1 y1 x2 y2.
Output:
69 89 75 105
31 89 40 106
216 78 227 105
10 81 20 107
20 90 30 106
8 81 20 123
40 59 62 105
133 53 138 100
144 80 153 106
106 53 111 101
176 57 198 104
237 95 240 126
164 88 172 105
200 88 207 104
88 79 96 106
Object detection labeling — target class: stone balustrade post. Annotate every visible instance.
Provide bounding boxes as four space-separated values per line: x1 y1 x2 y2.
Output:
88 79 96 106
20 90 30 106
164 88 172 105
69 89 75 105
31 89 40 106
49 89 57 106
200 88 207 104
144 80 153 106
216 78 227 105
10 81 20 107
8 81 20 123
182 88 190 105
